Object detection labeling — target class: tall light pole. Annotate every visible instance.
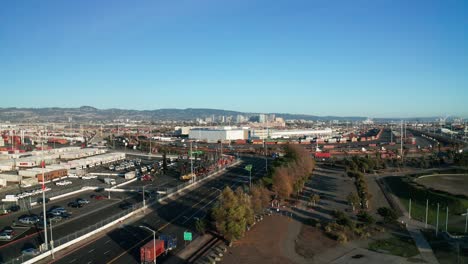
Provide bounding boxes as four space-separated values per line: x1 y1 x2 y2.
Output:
140 226 156 264
143 185 146 213
190 141 194 184
41 132 48 251
50 220 55 259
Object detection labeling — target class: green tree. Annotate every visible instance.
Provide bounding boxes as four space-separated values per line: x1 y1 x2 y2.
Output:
211 187 254 244
195 218 207 235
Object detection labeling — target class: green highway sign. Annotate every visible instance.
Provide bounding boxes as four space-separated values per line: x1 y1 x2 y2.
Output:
184 231 192 241
245 164 253 172
189 150 204 155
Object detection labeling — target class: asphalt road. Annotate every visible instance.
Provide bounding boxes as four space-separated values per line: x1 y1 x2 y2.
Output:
45 157 267 264
0 188 150 263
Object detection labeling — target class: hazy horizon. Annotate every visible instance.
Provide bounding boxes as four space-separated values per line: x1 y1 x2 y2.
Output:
1 1 467 118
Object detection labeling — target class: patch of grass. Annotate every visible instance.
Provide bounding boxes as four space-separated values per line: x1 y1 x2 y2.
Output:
384 176 468 234
421 230 468 264
368 235 419 258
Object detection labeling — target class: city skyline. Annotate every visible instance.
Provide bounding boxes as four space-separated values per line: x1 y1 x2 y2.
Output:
1 0 467 117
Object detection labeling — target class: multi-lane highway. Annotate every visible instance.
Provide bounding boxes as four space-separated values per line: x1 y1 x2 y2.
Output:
43 156 267 264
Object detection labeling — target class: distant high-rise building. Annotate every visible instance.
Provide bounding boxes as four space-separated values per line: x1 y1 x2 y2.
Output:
259 114 267 123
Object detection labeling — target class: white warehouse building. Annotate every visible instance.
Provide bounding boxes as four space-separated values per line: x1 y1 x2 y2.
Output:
189 128 247 143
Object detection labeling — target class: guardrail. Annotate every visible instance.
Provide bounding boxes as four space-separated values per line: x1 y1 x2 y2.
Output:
2 159 240 264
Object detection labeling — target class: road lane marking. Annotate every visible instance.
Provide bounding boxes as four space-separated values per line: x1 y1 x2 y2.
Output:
107 181 245 264
69 259 76 263
104 250 110 255
105 240 110 244
88 249 95 253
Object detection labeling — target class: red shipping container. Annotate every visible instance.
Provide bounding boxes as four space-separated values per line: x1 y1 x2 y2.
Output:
236 139 247 144
315 152 331 158
140 239 165 263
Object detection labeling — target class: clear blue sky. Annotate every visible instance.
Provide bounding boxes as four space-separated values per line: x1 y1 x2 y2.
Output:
1 0 467 118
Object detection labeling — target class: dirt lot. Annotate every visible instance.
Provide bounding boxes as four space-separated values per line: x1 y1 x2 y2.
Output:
295 224 338 259
415 174 468 196
220 214 296 264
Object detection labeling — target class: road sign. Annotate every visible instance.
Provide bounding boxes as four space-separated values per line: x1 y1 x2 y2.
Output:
189 150 204 155
184 231 192 241
245 164 253 172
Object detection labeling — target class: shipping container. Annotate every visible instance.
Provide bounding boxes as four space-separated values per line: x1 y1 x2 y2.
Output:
140 239 165 263
315 152 331 158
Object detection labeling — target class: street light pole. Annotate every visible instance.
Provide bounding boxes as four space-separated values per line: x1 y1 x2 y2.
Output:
50 220 55 259
140 226 156 264
41 132 48 251
143 185 146 213
190 141 194 184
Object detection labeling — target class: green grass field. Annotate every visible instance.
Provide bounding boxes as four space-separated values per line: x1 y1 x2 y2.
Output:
385 176 468 234
368 234 420 258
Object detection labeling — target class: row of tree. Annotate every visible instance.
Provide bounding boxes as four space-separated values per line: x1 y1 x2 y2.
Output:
211 185 270 243
270 145 316 200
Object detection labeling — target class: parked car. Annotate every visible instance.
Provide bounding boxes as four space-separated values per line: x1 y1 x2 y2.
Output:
21 248 39 256
55 180 72 186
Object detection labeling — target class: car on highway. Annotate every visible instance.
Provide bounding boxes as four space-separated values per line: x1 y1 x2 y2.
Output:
18 215 40 224
0 232 12 240
119 203 133 210
60 212 72 219
90 195 106 200
48 215 63 223
76 198 90 204
67 201 82 208
21 248 40 256
2 226 15 236
37 197 50 204
49 207 67 215
8 205 20 212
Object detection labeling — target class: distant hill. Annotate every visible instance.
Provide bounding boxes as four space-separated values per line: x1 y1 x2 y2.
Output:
0 106 437 123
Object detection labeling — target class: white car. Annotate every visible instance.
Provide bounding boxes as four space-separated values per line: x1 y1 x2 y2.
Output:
55 180 72 186
81 175 97 180
0 233 12 240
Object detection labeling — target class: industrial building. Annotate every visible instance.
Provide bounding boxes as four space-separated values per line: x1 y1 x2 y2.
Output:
250 128 333 139
189 127 248 143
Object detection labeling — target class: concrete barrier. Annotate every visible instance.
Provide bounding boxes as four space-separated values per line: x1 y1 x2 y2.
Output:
21 160 240 264
23 206 142 264
112 177 137 188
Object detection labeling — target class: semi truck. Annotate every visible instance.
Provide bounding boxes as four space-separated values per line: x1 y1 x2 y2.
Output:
104 178 116 185
140 235 177 263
